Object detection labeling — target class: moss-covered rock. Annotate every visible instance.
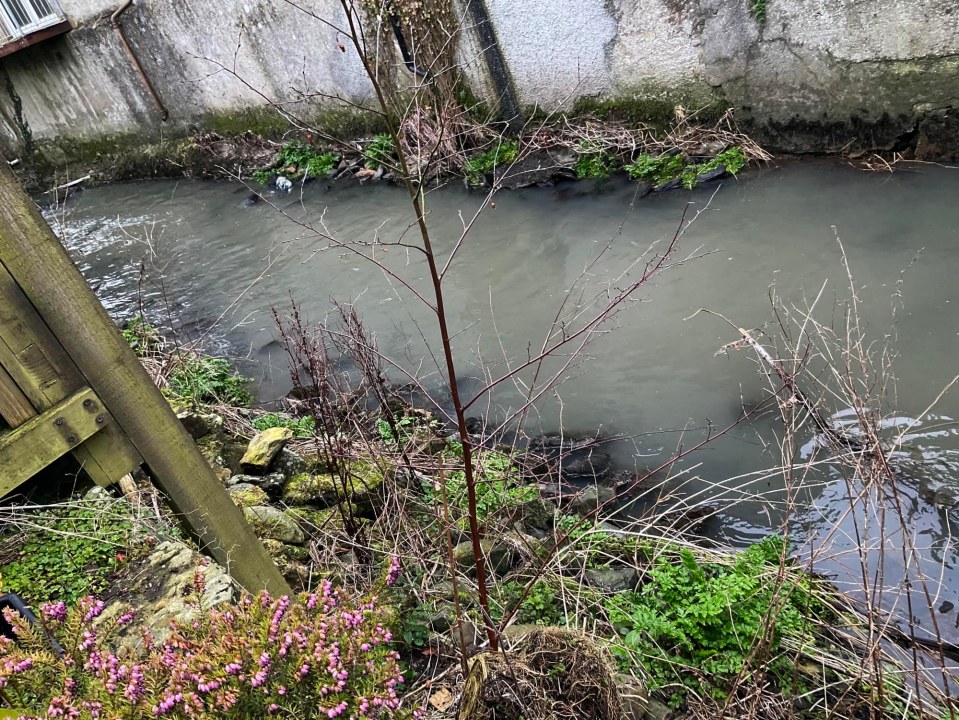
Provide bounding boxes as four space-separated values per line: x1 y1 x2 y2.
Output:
240 427 294 474
281 459 389 510
227 483 269 508
243 505 305 544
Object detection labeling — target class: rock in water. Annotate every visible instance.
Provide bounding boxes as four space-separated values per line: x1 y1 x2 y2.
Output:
240 427 294 474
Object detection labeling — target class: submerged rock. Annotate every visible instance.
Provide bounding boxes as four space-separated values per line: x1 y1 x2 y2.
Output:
240 427 294 474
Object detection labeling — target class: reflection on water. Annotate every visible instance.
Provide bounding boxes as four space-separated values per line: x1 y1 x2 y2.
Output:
47 160 959 641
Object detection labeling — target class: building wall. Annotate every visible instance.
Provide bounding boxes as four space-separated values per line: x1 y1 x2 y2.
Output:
2 0 958 165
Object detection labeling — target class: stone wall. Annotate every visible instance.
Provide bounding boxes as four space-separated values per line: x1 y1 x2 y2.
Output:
2 0 958 169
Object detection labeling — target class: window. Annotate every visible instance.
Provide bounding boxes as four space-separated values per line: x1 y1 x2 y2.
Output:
0 0 69 52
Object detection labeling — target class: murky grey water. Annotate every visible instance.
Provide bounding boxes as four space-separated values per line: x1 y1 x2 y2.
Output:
49 160 959 646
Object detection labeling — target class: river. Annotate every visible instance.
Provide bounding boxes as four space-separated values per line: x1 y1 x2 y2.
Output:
49 159 959 650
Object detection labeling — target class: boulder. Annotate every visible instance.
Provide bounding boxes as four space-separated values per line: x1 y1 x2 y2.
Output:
243 505 306 544
281 460 387 510
586 566 639 592
240 427 294 474
98 541 237 649
176 409 224 440
452 538 519 576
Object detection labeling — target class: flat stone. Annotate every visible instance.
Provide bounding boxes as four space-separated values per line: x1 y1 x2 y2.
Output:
243 505 305 544
240 427 294 474
452 538 518 576
176 409 223 440
228 472 286 498
228 483 269 507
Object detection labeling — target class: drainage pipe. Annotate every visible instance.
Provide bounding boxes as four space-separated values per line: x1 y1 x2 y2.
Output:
111 0 168 121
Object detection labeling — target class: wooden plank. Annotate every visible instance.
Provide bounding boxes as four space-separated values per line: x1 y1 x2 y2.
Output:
0 362 35 427
0 260 142 485
0 162 289 595
0 387 109 497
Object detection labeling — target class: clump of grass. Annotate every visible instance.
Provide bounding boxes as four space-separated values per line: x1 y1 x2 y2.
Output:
252 412 316 438
625 146 748 189
464 140 519 185
363 133 396 169
573 141 617 179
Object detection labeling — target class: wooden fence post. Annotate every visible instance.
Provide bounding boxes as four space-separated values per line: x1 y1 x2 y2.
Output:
0 162 289 596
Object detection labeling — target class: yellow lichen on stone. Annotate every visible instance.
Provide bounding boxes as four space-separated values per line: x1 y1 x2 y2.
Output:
240 427 294 473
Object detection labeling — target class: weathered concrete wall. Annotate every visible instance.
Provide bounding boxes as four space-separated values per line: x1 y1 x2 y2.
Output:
480 0 959 153
2 0 959 168
0 0 373 163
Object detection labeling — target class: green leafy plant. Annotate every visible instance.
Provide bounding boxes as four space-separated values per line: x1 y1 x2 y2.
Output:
250 168 272 185
0 504 136 606
400 603 433 648
121 315 161 357
252 412 316 437
423 449 537 523
750 0 767 22
626 147 748 190
252 140 339 182
494 580 562 626
363 133 396 169
464 140 519 184
167 354 252 406
573 142 617 179
604 536 820 706
624 152 687 186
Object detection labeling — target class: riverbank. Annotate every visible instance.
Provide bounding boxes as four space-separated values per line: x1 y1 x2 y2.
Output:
2 319 956 719
22 107 772 194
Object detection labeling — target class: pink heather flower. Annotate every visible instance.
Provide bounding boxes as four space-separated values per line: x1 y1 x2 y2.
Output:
40 602 68 623
386 556 401 586
117 611 136 626
81 598 105 623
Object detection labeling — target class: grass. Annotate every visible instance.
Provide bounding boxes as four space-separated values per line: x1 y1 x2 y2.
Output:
464 140 519 185
363 134 395 170
625 146 748 189
573 142 617 179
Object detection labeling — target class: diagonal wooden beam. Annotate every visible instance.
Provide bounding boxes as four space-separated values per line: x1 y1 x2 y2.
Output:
0 161 289 596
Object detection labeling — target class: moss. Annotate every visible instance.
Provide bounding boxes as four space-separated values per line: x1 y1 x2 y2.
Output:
229 485 269 508
571 87 728 132
282 460 390 507
200 106 291 137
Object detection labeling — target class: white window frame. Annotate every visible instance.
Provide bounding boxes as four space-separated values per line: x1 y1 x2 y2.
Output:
0 0 66 45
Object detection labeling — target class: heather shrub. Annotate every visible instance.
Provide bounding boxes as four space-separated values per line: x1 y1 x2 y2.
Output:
0 580 405 719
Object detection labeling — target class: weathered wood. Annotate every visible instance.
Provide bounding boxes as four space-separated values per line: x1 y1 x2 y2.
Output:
0 387 109 497
0 363 34 427
0 161 289 595
0 261 142 485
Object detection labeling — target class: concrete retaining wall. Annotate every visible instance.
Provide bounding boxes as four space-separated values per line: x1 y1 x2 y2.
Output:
2 0 958 168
